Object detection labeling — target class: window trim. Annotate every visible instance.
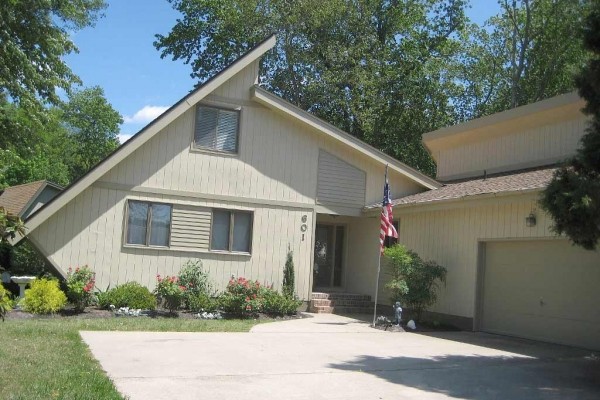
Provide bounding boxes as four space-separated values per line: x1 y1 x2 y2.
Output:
209 208 254 254
124 200 173 249
192 103 242 155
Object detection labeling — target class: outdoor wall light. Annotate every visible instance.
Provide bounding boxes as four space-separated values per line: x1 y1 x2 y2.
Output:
525 212 537 227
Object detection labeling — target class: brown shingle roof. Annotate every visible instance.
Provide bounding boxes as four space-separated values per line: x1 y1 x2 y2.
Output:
366 167 557 209
0 181 47 216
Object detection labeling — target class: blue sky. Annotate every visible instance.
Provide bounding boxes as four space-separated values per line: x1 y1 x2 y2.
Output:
65 0 502 143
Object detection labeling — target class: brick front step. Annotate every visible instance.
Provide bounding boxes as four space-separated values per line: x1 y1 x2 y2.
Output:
310 292 374 314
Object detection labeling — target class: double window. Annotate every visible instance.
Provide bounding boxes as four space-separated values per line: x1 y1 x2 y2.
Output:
194 105 240 153
210 210 253 253
126 201 172 247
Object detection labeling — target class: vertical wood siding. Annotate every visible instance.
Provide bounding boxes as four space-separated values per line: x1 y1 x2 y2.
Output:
317 150 366 209
397 193 559 318
434 116 588 180
31 186 314 299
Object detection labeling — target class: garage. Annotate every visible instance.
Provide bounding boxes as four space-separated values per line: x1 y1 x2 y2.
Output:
481 239 600 350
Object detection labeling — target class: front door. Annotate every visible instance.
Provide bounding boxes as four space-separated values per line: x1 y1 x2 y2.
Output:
313 224 345 289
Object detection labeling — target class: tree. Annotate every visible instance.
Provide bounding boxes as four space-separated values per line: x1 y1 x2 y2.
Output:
0 207 24 244
0 0 106 111
62 86 123 180
457 0 590 120
155 0 469 176
282 249 295 298
540 3 600 250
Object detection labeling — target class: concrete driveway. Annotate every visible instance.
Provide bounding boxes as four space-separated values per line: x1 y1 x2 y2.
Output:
81 314 600 399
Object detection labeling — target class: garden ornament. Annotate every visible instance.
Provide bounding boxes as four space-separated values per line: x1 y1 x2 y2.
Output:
394 302 402 325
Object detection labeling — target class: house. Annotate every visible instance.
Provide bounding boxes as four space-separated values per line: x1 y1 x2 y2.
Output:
377 92 600 350
14 36 438 308
0 180 62 219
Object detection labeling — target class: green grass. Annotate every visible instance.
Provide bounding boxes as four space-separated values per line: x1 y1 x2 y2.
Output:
0 317 261 400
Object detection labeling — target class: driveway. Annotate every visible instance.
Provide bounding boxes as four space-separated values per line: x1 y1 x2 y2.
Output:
81 314 600 399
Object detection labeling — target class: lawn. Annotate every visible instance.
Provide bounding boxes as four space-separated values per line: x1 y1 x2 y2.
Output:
0 317 261 400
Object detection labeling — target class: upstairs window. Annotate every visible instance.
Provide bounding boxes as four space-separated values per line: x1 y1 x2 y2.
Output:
126 201 172 247
194 105 240 153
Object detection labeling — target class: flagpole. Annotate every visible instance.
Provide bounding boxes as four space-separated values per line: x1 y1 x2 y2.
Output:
372 165 387 327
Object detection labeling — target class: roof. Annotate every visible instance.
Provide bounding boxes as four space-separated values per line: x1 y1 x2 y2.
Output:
250 86 440 190
0 181 61 217
365 167 557 209
15 34 439 243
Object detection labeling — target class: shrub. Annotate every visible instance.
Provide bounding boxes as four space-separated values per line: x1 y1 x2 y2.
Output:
187 293 219 313
66 266 95 312
154 275 185 313
282 249 295 298
384 244 447 321
178 260 213 309
97 282 156 310
218 276 264 317
0 284 13 321
261 288 301 316
22 278 67 314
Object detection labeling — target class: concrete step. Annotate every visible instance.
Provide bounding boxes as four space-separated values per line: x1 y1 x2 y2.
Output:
311 299 374 307
311 305 375 314
310 292 374 314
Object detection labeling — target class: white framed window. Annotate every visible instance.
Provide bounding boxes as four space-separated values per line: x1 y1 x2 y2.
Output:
194 105 240 153
210 209 253 253
126 200 172 247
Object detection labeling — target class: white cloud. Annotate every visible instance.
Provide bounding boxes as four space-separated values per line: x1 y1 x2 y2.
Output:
118 133 134 144
123 105 169 124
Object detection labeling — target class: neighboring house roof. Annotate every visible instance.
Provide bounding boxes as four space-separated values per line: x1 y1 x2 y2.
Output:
15 34 438 244
0 181 62 217
365 167 557 209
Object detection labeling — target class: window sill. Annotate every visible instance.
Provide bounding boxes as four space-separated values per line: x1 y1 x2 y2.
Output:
208 249 252 256
189 145 239 157
123 244 251 257
123 244 170 251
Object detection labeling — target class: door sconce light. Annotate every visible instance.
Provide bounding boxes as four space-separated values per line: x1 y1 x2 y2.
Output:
525 212 536 227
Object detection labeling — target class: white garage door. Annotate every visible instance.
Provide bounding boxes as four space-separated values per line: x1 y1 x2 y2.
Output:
482 240 600 350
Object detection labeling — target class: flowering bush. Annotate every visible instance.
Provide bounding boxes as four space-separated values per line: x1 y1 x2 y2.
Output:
178 260 214 309
154 275 185 313
66 266 96 312
218 277 265 317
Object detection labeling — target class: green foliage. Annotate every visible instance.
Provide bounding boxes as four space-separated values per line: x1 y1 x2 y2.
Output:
384 244 447 321
22 278 67 314
282 249 295 298
0 283 13 321
541 2 600 250
0 206 24 243
261 289 302 316
218 277 264 317
2 240 52 277
187 293 219 313
97 282 157 310
0 0 106 109
154 274 185 313
66 266 96 312
177 260 214 309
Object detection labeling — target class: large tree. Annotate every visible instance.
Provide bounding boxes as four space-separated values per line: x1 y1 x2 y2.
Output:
457 0 590 120
155 0 469 176
540 3 600 250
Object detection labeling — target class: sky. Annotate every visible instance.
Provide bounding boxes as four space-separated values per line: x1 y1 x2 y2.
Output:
65 0 502 143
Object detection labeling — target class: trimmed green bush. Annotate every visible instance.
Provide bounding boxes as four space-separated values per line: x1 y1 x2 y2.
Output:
22 278 67 314
0 284 13 321
187 293 219 312
282 249 295 298
97 282 156 310
384 244 446 321
261 289 301 316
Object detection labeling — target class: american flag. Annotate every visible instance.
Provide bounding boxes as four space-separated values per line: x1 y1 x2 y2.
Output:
379 167 398 253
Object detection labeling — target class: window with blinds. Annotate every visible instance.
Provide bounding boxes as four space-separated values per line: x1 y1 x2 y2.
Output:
194 105 240 153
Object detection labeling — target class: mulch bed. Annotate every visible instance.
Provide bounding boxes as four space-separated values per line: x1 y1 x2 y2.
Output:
5 307 309 321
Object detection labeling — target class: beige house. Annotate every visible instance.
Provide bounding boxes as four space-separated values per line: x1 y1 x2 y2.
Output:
15 36 437 306
378 92 600 350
